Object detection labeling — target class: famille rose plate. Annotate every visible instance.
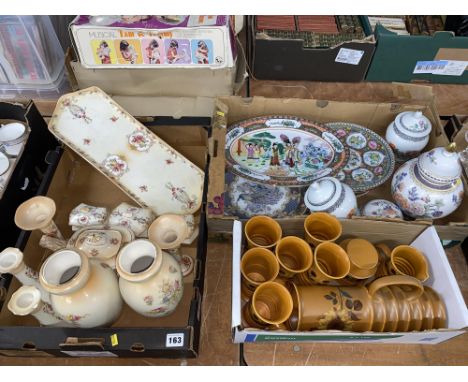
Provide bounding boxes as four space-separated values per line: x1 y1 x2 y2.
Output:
48 87 204 215
325 122 395 192
225 116 349 187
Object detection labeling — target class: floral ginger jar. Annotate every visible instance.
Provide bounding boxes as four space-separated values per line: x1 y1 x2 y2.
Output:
116 239 183 318
304 176 358 218
386 111 432 160
391 144 464 219
39 248 123 328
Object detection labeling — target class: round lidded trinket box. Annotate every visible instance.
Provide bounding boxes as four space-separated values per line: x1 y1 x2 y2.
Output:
362 199 404 219
304 176 357 218
386 111 432 160
391 144 464 220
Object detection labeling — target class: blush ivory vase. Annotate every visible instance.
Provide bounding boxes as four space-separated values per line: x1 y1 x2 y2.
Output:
391 144 464 220
304 176 357 218
39 248 123 328
116 239 183 318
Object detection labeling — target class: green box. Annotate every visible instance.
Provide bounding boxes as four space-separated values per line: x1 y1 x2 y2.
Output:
366 23 468 84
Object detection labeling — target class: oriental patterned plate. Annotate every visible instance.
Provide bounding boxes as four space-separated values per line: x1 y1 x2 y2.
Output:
225 116 349 187
326 122 395 192
48 87 204 215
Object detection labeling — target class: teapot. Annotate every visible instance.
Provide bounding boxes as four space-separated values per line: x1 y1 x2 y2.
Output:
391 144 464 219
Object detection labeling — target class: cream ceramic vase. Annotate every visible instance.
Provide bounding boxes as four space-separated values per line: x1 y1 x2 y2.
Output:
386 111 432 160
39 248 123 328
391 144 464 219
116 239 183 318
304 176 357 218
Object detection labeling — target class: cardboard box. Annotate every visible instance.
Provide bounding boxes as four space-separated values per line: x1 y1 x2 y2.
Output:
206 84 468 241
0 123 209 358
248 16 376 82
0 101 58 249
365 23 468 84
69 15 236 69
65 41 247 118
231 220 468 344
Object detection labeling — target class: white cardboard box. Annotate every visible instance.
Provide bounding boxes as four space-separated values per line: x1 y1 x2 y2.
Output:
231 220 468 344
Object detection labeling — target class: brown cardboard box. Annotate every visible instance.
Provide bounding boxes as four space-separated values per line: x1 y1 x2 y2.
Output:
65 43 247 118
0 124 209 357
206 83 468 241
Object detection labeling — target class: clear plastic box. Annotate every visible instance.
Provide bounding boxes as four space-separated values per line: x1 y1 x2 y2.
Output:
0 15 70 99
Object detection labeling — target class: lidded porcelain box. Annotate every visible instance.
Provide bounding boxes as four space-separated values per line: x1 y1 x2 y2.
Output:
386 111 432 159
304 176 357 218
391 144 464 220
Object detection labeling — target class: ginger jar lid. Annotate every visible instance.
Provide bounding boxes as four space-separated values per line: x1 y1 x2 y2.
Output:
395 111 432 138
304 177 342 212
418 144 462 181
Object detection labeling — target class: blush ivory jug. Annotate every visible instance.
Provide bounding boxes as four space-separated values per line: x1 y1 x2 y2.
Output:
39 248 123 328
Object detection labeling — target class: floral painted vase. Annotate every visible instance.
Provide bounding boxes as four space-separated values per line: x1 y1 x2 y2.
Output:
391 144 464 219
116 239 183 318
39 248 123 328
386 111 432 161
304 176 357 218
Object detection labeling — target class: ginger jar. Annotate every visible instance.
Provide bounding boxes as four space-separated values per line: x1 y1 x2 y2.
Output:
39 248 123 328
386 111 432 160
391 144 464 219
116 239 183 318
304 176 357 218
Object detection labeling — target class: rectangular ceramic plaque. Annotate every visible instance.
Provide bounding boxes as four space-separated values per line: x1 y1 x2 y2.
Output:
48 87 205 215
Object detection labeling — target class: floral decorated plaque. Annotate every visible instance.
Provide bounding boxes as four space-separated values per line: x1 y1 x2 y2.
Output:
326 122 395 192
225 116 349 187
48 87 204 215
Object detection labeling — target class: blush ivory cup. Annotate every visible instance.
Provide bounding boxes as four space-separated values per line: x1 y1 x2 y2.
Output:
14 196 66 249
242 281 293 330
241 247 280 300
296 241 350 285
287 275 424 332
244 215 282 250
148 213 194 277
304 212 342 247
377 244 429 282
275 236 313 279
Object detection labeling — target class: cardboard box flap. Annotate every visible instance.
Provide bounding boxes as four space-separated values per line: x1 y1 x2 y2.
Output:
231 220 243 329
391 82 435 104
412 226 468 329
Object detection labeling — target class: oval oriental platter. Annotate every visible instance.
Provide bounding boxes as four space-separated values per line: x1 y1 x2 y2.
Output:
325 122 395 192
225 116 349 187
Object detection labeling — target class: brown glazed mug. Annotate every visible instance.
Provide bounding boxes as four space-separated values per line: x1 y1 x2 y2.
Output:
275 236 313 279
304 212 342 247
241 247 280 299
244 216 282 250
298 241 350 285
287 275 424 332
242 281 293 330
